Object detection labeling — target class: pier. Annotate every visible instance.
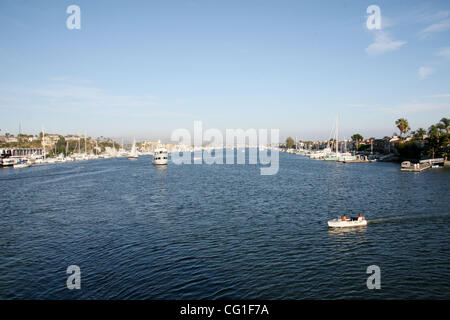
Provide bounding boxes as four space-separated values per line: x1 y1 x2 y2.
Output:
419 158 445 165
401 162 430 172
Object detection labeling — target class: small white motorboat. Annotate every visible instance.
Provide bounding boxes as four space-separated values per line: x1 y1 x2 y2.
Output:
328 216 367 228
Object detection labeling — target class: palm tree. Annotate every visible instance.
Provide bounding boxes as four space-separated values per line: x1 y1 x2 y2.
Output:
413 128 427 140
395 118 410 138
440 117 450 134
351 134 363 151
427 124 442 158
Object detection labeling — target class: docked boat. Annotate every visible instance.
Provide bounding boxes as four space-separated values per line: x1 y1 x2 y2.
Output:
309 147 331 159
324 153 339 161
1 157 17 167
328 215 367 228
55 153 67 163
14 162 31 169
401 161 430 172
338 154 357 162
343 155 370 163
322 115 341 161
153 142 168 165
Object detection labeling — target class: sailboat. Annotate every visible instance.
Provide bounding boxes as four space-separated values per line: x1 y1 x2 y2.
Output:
324 115 340 161
128 137 139 160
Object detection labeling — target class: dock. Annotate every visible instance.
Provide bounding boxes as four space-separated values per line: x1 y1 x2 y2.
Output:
401 162 431 172
419 158 445 165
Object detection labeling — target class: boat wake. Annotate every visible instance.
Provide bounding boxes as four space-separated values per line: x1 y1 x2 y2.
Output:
368 212 450 225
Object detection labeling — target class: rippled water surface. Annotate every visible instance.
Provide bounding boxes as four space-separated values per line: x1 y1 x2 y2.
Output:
1 153 449 299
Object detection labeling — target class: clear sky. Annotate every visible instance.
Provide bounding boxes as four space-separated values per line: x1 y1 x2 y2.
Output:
1 0 449 142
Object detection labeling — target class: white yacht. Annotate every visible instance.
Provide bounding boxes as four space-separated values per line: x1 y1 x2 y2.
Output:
152 142 168 165
337 153 357 162
309 147 331 159
1 158 17 167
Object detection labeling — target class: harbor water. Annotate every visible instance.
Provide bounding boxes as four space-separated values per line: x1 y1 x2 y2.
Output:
0 152 449 299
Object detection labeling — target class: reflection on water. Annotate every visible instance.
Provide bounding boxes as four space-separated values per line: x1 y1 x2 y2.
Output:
154 164 168 173
0 153 449 299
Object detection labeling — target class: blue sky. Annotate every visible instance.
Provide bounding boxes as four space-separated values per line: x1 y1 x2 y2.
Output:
0 0 449 142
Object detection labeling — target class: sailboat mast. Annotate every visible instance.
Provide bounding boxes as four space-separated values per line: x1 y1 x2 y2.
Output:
42 127 46 160
336 115 339 154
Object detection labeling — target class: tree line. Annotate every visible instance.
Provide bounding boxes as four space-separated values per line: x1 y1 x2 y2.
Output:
284 117 449 159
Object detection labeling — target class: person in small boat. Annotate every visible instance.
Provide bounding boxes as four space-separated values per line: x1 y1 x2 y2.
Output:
357 213 364 221
342 215 347 221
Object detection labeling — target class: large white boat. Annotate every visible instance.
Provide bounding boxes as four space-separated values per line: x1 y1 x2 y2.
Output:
152 142 168 165
1 158 17 167
328 215 367 228
337 153 356 162
309 147 332 159
55 153 67 163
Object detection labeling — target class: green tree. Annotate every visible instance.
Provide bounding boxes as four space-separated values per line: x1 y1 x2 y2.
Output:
351 134 363 142
396 141 422 159
285 137 295 149
351 134 363 150
427 125 440 158
439 117 450 134
395 118 410 138
413 128 427 140
55 136 67 155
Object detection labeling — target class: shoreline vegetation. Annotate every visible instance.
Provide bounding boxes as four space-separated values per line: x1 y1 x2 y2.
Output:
283 117 450 163
0 117 449 165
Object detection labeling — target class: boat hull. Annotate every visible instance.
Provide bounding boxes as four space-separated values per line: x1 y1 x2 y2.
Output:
152 148 169 165
153 158 168 165
13 163 30 169
328 219 367 228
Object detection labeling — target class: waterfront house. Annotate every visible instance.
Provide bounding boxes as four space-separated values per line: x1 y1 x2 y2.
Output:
42 134 61 148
